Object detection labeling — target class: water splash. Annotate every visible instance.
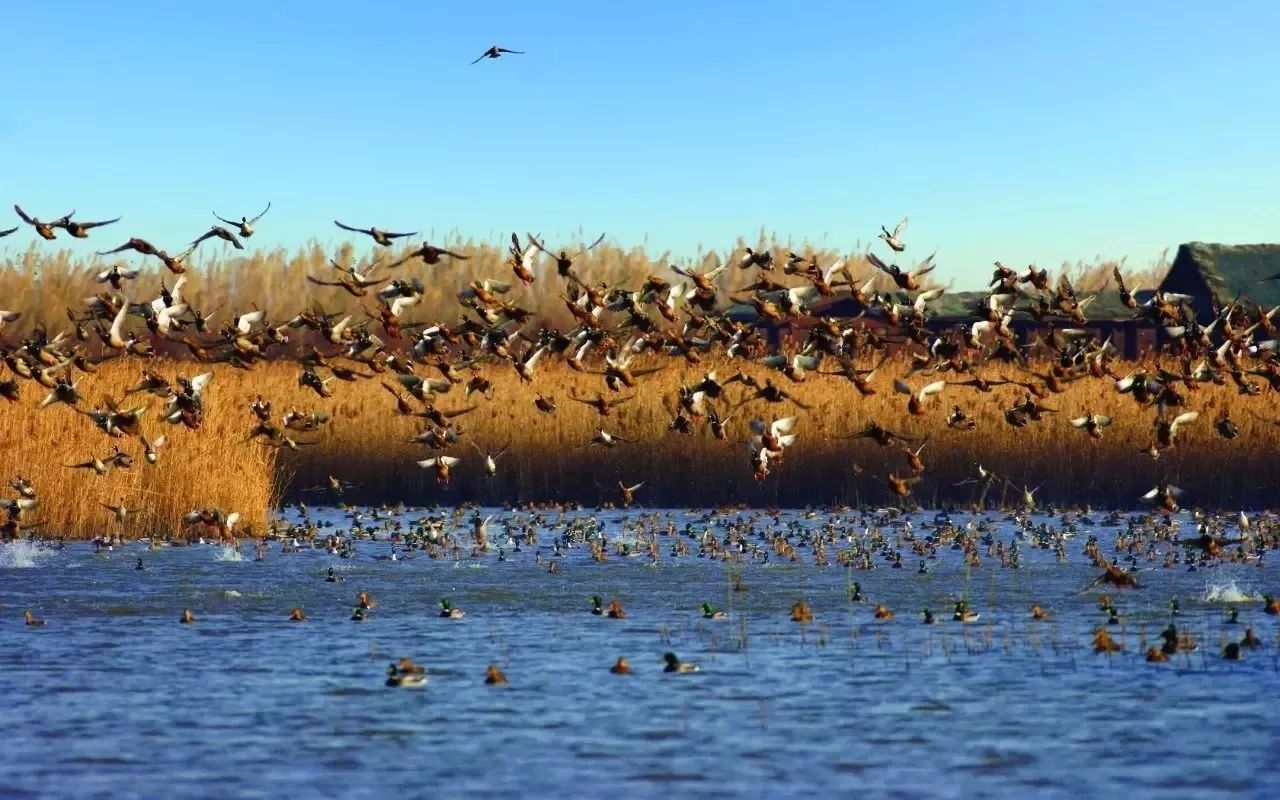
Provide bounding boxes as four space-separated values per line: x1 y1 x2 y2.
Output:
0 540 54 568
215 547 244 562
1200 580 1260 604
221 590 243 599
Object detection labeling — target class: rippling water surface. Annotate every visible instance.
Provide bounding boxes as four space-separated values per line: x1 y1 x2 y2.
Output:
3 508 1278 799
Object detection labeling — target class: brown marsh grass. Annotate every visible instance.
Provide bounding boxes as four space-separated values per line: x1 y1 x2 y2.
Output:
0 236 1205 539
0 364 279 540
2 352 1272 540
0 236 1167 338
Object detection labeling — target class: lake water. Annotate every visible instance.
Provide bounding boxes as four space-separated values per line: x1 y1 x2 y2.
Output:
3 507 1278 799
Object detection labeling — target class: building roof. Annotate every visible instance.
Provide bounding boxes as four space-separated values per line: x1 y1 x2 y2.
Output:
1159 243 1280 317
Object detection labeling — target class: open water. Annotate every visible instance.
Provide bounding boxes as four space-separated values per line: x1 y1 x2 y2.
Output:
2 507 1278 799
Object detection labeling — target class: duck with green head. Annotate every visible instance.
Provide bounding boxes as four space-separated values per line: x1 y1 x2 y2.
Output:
1103 603 1121 625
439 598 465 619
590 595 605 616
386 663 426 688
921 608 936 624
662 652 699 673
953 600 979 622
701 603 727 620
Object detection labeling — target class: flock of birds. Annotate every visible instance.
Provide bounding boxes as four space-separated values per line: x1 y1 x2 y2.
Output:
16 501 1280 680
3 192 1280 543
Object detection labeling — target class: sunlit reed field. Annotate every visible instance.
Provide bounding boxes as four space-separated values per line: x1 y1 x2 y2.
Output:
0 235 1202 539
1 352 1271 540
1 236 1165 338
0 364 280 539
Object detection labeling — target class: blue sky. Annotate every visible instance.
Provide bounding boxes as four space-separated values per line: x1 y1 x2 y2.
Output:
2 1 1277 285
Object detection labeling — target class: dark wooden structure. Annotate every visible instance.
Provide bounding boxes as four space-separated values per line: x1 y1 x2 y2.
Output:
1157 242 1280 323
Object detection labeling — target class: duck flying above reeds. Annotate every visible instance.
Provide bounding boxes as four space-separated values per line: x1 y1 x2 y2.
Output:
878 217 908 252
471 45 524 64
54 213 121 239
13 205 72 240
96 238 194 274
528 232 605 278
212 203 270 238
334 221 418 247
867 252 935 292
190 225 244 250
389 242 468 267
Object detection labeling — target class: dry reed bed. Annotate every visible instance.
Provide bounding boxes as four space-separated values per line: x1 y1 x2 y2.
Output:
0 366 279 539
275 356 1272 510
0 237 1165 338
2 354 1273 540
0 236 1190 538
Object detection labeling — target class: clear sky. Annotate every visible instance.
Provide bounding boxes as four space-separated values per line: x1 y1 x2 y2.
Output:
2 1 1277 285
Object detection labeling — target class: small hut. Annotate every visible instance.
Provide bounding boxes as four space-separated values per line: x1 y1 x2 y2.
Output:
1157 242 1280 323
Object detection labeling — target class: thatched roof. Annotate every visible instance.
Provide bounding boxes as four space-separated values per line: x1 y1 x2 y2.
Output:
1160 242 1280 321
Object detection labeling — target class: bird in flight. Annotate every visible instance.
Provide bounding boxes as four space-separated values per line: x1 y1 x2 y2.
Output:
471 45 524 65
334 220 418 247
213 203 271 239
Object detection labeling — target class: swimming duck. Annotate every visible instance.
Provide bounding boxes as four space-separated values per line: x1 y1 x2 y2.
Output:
1263 595 1279 615
610 657 632 675
1089 560 1140 589
789 600 814 623
1103 603 1121 625
1240 628 1262 649
289 607 307 622
1092 627 1123 653
606 600 627 619
1030 603 1051 620
325 567 343 582
179 609 196 624
1223 642 1243 661
952 600 979 622
135 557 145 571
921 608 936 624
1145 647 1168 663
385 664 426 688
484 664 509 685
439 598 465 619
1160 624 1197 655
873 603 894 620
590 595 606 615
701 603 727 620
1226 607 1239 625
23 610 45 627
356 591 376 609
848 583 865 603
350 606 369 622
662 652 699 673
397 658 426 676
